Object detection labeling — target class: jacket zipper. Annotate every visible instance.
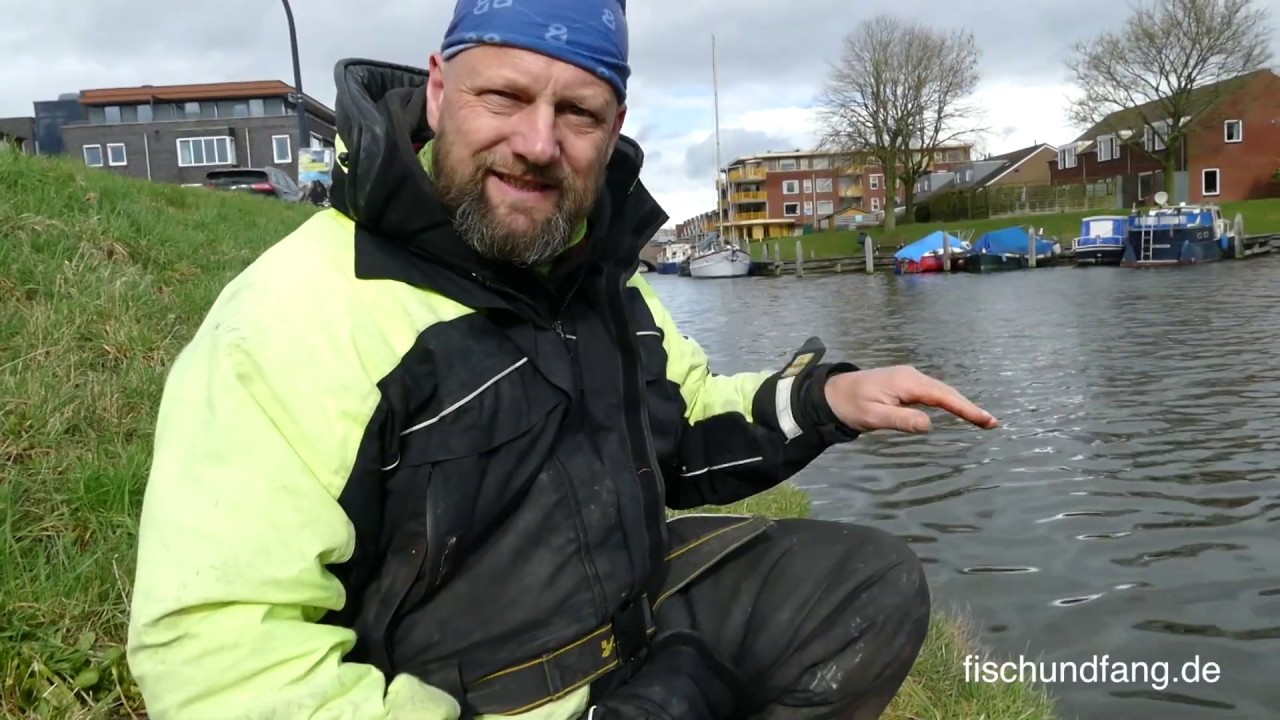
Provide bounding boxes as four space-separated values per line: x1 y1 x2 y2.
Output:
551 452 607 612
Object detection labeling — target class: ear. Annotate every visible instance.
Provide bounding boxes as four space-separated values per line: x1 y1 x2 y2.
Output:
426 52 446 132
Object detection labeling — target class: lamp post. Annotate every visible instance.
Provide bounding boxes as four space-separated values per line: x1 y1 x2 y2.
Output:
281 0 307 149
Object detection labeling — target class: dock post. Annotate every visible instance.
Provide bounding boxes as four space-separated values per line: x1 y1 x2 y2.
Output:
864 237 874 274
795 239 804 277
1027 227 1037 268
1234 214 1245 259
943 235 951 272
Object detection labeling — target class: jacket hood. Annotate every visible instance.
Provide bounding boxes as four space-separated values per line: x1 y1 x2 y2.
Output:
327 57 668 289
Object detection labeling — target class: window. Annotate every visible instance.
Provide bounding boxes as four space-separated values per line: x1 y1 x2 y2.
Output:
273 134 292 164
816 200 834 215
1058 147 1077 169
816 177 833 193
811 156 829 170
838 176 854 193
1143 121 1168 152
1224 120 1242 143
107 143 127 166
1096 135 1118 162
779 158 797 170
310 132 330 149
783 202 800 216
802 178 812 193
782 180 799 194
177 136 235 167
870 197 881 211
1202 168 1220 196
869 174 881 189
803 201 813 215
82 144 103 167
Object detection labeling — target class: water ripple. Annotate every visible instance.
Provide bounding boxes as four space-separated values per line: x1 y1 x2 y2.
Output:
647 258 1280 719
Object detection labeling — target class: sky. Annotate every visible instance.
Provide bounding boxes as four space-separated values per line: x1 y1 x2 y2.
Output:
3 0 1278 228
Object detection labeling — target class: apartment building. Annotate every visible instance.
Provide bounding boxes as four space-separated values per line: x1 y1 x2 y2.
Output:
1049 69 1280 203
26 79 336 185
720 145 973 241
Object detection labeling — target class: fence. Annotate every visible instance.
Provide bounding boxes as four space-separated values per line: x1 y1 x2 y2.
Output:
922 178 1120 222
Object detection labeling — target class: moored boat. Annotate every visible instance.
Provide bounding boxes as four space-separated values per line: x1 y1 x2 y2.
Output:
893 230 970 274
688 245 752 278
1120 193 1242 268
963 225 1061 273
1073 215 1127 266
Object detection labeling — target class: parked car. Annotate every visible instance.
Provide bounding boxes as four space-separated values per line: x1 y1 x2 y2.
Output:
202 167 305 202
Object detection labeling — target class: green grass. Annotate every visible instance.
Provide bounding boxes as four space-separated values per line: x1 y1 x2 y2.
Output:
0 150 1054 718
751 198 1280 262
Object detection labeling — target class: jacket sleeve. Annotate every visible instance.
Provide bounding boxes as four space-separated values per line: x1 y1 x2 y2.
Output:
629 276 861 509
126 283 461 719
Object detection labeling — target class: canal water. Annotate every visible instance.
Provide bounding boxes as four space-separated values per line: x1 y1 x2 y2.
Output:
644 257 1280 720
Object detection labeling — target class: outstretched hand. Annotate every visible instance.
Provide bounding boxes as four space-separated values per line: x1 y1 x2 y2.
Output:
824 366 998 434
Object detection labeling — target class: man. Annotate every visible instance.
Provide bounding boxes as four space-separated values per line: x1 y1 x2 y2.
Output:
126 0 997 718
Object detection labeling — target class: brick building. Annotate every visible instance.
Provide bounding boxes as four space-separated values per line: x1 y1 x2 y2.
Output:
1048 69 1280 204
718 145 972 241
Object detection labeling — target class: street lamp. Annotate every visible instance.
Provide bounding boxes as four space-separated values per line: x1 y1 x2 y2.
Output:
281 0 308 149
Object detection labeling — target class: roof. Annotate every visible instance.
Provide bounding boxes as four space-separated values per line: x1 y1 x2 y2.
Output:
1064 68 1272 149
77 80 333 117
725 142 974 168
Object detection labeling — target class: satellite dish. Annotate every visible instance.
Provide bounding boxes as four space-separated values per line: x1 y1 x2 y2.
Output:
1154 191 1169 206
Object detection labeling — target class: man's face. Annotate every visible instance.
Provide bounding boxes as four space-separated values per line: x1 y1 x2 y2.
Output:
426 45 627 267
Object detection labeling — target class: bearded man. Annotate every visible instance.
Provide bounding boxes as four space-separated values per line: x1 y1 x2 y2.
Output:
126 1 998 718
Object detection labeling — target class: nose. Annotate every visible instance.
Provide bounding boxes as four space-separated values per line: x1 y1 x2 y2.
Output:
508 104 560 167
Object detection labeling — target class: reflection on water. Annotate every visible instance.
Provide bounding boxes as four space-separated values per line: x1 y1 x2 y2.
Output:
646 258 1280 720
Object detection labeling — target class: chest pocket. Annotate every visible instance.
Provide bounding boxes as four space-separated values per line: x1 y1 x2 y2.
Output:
385 348 566 620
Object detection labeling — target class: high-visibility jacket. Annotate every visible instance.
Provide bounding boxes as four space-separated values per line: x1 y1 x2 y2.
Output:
126 57 859 719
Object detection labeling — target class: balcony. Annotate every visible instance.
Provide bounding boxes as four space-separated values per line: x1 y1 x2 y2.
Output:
727 166 767 182
729 211 770 222
731 191 767 203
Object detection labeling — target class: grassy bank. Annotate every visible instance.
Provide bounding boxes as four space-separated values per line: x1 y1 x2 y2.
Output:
1 151 1052 718
751 197 1280 262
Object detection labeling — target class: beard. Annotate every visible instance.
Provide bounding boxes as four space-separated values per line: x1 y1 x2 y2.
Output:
432 125 606 268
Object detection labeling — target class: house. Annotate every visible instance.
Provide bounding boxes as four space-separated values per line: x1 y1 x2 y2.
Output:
0 116 35 152
1048 69 1280 204
28 79 336 185
913 143 1057 203
718 144 972 242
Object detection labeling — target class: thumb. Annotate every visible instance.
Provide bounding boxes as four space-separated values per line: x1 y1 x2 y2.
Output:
861 404 933 433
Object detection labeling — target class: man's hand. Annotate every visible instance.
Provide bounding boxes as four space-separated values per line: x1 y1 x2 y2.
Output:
823 366 998 434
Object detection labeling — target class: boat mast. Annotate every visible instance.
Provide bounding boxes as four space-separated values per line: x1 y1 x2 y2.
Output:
712 34 725 247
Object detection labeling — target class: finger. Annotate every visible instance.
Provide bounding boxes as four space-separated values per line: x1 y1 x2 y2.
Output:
858 404 933 433
897 373 998 429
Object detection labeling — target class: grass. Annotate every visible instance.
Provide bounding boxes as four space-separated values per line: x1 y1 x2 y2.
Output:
0 150 1053 718
750 197 1280 262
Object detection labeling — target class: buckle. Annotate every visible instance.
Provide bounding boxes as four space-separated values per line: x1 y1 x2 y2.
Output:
610 593 653 663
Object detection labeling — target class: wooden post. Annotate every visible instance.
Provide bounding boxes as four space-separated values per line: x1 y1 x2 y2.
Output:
835 262 843 273
795 239 804 277
864 237 874 273
942 235 951 272
1027 226 1037 268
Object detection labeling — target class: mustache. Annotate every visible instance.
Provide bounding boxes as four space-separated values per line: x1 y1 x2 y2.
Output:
481 158 565 187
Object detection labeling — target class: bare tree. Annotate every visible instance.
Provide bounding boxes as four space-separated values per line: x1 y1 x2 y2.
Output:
815 15 982 231
1065 0 1274 196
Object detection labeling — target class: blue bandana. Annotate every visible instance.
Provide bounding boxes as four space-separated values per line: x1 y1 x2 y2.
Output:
440 0 630 101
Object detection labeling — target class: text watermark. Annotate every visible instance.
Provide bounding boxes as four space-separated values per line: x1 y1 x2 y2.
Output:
964 654 1221 691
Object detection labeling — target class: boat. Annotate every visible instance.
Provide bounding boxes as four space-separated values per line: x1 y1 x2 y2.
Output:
963 225 1061 273
1072 215 1127 266
893 230 970 274
655 243 687 274
1121 192 1243 268
688 233 752 278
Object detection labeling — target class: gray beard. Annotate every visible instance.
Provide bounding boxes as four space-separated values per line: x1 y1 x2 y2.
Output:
449 190 573 267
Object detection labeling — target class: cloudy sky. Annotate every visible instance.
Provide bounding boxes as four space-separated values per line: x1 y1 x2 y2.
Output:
3 0 1277 227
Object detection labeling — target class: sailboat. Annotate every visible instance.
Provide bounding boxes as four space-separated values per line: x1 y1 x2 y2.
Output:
688 34 752 279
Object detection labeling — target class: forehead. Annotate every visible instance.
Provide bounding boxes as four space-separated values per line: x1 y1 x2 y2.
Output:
448 45 616 104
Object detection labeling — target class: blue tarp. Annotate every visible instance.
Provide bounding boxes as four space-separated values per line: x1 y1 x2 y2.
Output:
894 230 969 261
970 226 1057 257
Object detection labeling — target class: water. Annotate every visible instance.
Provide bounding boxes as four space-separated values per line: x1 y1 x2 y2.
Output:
644 258 1280 720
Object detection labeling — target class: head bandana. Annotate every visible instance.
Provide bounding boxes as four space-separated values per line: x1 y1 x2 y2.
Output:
440 0 630 102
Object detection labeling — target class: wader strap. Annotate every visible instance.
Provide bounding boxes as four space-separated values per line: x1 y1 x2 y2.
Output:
459 514 772 716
